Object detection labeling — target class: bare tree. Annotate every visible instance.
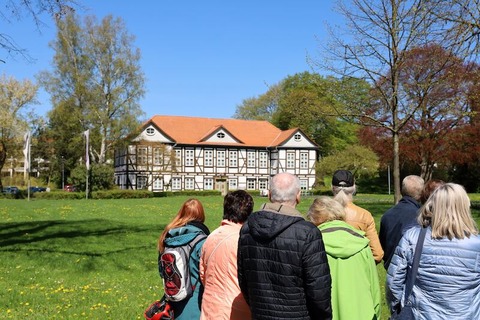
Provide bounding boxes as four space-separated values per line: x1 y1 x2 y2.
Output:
313 0 444 202
425 0 480 59
0 0 78 61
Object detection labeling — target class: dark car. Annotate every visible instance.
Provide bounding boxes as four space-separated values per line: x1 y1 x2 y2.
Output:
3 186 19 195
30 186 47 193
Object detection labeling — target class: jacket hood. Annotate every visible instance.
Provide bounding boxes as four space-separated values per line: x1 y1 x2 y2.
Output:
319 220 370 259
247 210 304 240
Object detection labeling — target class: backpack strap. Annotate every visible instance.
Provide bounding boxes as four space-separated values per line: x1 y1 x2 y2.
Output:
186 233 207 290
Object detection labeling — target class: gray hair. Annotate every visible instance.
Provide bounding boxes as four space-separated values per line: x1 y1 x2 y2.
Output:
270 172 300 205
401 175 424 201
332 185 356 207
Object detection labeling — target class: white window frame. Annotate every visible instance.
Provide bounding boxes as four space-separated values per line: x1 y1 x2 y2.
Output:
259 151 268 168
228 178 238 190
229 150 238 167
174 149 181 167
300 179 308 191
300 152 308 169
259 178 268 191
153 147 163 166
137 147 148 165
247 178 256 190
247 151 256 168
287 152 295 169
185 149 195 167
153 177 163 190
185 177 195 190
171 177 181 190
204 178 213 190
217 150 225 167
204 150 213 167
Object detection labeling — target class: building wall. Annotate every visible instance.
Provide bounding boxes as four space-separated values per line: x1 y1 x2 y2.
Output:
114 144 317 192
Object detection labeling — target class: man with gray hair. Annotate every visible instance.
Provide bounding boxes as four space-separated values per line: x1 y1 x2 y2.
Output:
379 175 425 270
237 172 332 320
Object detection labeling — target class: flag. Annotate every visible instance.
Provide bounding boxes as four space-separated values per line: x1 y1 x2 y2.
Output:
84 129 90 170
23 131 31 173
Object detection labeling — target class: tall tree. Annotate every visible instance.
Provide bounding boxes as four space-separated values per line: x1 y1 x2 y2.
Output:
315 0 445 202
40 12 145 176
1 0 78 61
235 72 359 156
0 74 38 189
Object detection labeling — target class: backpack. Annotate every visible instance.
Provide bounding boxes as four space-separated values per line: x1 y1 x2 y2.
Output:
159 233 207 302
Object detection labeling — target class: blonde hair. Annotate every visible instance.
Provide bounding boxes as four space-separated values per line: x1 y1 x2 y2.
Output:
157 198 206 252
307 196 346 226
418 183 478 240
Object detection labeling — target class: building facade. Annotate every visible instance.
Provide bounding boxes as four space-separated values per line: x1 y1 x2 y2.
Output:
114 115 319 194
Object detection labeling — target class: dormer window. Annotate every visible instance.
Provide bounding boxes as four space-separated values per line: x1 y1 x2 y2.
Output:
146 128 155 136
217 132 225 139
294 133 302 141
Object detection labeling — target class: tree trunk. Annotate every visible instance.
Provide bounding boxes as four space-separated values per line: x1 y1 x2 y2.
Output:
392 131 401 204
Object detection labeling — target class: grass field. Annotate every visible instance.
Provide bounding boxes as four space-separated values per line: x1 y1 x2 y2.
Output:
1 194 479 319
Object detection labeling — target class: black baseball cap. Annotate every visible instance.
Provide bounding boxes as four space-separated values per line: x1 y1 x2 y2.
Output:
332 170 354 187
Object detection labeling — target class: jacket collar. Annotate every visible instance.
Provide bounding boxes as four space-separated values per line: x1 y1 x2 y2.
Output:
260 202 303 218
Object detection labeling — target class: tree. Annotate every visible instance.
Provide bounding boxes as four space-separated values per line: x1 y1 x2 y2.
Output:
39 12 145 181
1 0 78 61
0 74 38 189
359 45 476 181
316 145 379 185
315 0 449 202
235 72 360 156
425 0 480 59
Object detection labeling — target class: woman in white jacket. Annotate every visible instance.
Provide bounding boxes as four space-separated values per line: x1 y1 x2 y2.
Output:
387 183 480 320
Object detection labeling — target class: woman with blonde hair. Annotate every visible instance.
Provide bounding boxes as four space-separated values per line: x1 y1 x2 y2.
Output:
387 183 480 319
307 196 381 320
157 198 210 319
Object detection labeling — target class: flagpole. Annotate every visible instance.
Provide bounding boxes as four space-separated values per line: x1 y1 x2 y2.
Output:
23 132 31 201
84 129 90 200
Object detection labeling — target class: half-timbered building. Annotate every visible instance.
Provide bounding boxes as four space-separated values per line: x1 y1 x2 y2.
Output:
114 115 319 194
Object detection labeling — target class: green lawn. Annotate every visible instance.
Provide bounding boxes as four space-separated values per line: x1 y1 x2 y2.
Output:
1 195 479 319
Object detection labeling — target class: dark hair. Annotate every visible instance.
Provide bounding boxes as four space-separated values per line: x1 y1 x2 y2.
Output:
223 190 254 223
420 179 446 204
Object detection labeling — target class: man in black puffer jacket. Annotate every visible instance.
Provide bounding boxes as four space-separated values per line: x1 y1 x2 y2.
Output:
237 172 332 320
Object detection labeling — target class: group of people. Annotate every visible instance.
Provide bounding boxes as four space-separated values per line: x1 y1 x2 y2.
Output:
155 170 480 320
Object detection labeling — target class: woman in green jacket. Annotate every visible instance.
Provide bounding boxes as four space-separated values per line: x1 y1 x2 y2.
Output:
308 196 381 320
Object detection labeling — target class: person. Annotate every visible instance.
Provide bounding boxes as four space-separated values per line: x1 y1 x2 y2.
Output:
237 172 332 320
387 183 480 319
307 196 381 320
157 198 210 320
419 179 445 204
331 170 384 264
200 190 254 320
379 175 424 270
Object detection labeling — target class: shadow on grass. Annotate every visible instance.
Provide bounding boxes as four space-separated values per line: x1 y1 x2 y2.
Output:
0 219 167 256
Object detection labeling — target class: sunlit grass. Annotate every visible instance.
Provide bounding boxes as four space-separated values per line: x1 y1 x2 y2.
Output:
1 194 478 319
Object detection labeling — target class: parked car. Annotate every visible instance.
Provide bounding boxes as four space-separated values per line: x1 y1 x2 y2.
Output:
2 186 19 195
30 186 47 193
64 184 77 192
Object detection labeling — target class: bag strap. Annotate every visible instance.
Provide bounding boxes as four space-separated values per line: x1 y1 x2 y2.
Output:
404 227 427 299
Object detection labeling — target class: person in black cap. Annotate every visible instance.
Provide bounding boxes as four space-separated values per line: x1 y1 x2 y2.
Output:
331 170 384 264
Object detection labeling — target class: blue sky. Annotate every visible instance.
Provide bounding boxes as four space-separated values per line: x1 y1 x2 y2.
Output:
2 1 341 121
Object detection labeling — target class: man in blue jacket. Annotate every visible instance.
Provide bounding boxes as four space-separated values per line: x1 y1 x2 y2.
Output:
237 172 332 320
379 175 424 270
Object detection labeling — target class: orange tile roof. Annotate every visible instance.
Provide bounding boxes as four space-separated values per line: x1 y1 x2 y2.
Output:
148 115 299 147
